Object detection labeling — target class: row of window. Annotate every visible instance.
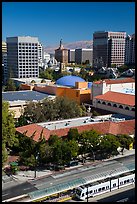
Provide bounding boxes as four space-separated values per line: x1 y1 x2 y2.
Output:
19 53 38 55
81 177 134 197
19 43 38 46
97 100 135 111
19 75 38 78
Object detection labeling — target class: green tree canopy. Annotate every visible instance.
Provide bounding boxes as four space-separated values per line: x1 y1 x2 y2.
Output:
2 101 17 166
2 101 16 147
67 128 80 141
116 134 134 149
23 97 86 123
4 79 16 91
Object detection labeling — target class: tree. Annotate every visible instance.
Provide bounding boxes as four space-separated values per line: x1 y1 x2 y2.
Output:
2 101 17 166
111 64 117 68
99 134 120 159
2 143 8 167
23 97 86 123
48 135 60 146
15 115 28 127
2 101 16 147
4 79 16 91
67 128 80 141
116 134 134 153
67 139 79 160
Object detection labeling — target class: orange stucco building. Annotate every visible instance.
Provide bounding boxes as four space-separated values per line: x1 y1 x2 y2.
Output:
20 81 91 105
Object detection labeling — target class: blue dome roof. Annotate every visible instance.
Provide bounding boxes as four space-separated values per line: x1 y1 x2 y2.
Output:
56 75 85 87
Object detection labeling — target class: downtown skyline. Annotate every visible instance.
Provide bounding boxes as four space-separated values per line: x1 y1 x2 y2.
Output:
2 2 135 47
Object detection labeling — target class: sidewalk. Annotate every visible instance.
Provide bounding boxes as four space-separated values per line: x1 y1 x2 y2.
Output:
104 148 135 161
3 149 135 188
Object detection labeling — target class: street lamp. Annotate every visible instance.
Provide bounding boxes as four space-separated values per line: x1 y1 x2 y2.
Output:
91 145 95 162
34 152 39 178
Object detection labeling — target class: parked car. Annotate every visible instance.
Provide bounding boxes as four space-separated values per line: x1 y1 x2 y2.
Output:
67 161 79 167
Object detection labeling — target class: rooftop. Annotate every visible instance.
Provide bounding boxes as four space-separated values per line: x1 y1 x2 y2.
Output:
94 77 135 85
2 90 55 102
94 91 135 106
16 116 135 142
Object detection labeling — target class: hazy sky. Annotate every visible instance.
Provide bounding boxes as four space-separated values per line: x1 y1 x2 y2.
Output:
2 2 135 46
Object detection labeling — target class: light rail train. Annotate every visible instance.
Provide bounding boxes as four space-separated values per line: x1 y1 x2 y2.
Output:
75 170 135 200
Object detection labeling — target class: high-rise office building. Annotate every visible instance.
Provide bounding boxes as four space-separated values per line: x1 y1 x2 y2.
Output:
2 41 7 84
68 49 75 63
2 41 7 53
93 31 126 68
55 39 68 65
75 48 93 65
125 34 135 65
38 42 44 67
6 36 39 79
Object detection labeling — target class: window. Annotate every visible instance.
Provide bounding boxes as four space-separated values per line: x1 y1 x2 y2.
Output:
98 100 101 103
102 187 105 191
90 190 93 194
124 180 127 184
113 183 116 187
108 103 111 106
119 105 123 109
98 188 101 192
125 106 129 110
132 108 135 111
82 193 84 197
102 101 106 105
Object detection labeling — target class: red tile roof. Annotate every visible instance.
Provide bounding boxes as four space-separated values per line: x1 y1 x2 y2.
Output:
16 124 51 142
94 78 135 85
16 119 135 142
94 91 135 106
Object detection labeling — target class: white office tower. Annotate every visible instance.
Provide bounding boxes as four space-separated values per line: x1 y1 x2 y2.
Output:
6 36 39 78
43 52 50 63
38 42 44 68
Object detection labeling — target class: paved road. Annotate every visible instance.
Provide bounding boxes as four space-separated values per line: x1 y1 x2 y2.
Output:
2 182 37 201
2 154 135 201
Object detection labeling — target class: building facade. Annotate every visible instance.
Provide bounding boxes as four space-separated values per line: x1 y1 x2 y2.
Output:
6 36 39 79
38 42 44 68
2 41 7 53
125 34 135 65
2 41 7 84
55 40 68 65
93 31 126 68
68 49 75 63
75 48 93 65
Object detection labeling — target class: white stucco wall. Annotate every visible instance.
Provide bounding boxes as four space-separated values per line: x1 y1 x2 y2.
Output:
93 99 135 117
91 81 135 100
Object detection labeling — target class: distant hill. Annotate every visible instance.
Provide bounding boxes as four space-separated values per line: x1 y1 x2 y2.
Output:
44 40 93 54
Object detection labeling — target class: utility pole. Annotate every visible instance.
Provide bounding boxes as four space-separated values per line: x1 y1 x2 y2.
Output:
87 186 89 202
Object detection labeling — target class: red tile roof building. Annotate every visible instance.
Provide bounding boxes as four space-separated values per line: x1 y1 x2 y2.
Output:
94 77 135 85
94 91 135 106
16 119 135 142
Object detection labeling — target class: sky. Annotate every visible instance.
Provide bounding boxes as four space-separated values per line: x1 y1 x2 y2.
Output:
2 2 135 46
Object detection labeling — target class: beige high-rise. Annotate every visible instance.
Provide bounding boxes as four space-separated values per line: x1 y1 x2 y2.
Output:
55 39 68 65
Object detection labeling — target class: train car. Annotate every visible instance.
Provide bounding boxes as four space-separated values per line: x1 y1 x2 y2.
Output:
75 171 135 200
